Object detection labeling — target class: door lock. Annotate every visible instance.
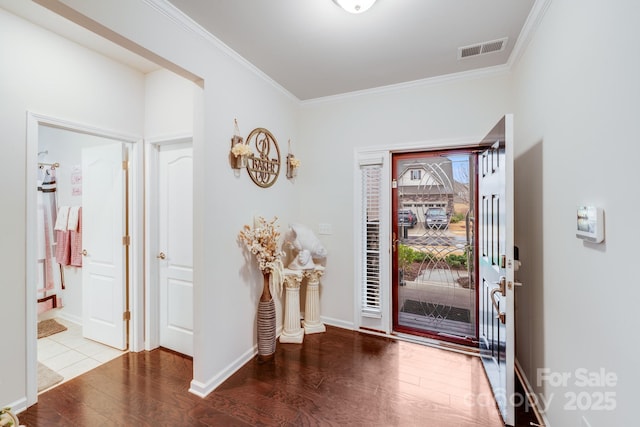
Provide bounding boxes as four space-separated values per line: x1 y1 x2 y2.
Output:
499 254 507 269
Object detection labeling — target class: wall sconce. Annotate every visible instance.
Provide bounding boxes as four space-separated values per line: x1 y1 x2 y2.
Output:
286 154 300 179
286 139 300 179
230 118 252 170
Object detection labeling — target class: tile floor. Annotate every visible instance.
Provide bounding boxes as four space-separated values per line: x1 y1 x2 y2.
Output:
38 318 126 392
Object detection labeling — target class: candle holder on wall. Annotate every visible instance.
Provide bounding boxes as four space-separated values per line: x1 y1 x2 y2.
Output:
286 153 300 179
286 139 300 180
230 118 252 170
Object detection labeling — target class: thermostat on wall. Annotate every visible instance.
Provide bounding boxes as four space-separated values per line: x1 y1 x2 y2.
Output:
576 206 604 243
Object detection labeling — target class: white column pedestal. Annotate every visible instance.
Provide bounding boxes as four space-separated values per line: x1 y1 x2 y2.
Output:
302 266 326 334
280 269 304 344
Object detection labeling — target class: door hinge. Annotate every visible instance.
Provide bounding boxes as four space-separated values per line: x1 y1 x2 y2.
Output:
122 235 131 246
123 311 131 321
122 160 129 170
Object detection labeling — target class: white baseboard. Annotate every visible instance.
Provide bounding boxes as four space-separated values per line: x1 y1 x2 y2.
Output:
56 310 82 326
515 358 551 427
189 344 257 398
188 318 342 399
5 396 27 415
320 316 354 330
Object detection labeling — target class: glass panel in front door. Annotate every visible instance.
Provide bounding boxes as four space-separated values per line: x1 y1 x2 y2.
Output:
393 151 477 342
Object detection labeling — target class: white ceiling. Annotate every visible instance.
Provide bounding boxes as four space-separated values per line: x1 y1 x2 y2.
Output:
166 0 537 100
2 0 538 101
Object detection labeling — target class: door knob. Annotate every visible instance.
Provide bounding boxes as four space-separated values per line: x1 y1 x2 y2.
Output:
157 252 166 260
81 249 87 256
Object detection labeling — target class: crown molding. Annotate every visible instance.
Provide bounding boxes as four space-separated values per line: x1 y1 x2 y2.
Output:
300 64 511 107
142 0 299 103
301 0 552 106
507 0 553 70
143 0 551 107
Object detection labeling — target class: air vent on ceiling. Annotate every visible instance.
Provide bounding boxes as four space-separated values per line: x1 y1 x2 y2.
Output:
458 37 508 59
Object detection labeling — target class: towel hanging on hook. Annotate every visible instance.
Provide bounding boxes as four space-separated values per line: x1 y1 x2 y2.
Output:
38 162 60 169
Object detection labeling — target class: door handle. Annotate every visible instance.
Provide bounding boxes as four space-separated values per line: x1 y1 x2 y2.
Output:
465 211 472 244
490 276 506 323
81 249 88 256
157 252 166 260
392 232 398 252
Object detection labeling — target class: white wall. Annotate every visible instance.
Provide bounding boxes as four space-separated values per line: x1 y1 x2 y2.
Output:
27 0 301 399
298 73 513 327
145 68 195 139
511 0 640 425
0 6 145 409
143 68 196 352
9 0 637 423
2 0 299 409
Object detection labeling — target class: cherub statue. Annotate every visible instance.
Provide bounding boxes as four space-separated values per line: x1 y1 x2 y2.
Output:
285 223 327 270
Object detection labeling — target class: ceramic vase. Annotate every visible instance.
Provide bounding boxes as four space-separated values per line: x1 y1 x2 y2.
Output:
257 273 276 361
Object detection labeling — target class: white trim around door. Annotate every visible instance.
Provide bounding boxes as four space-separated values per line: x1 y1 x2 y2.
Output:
25 111 144 407
144 134 193 354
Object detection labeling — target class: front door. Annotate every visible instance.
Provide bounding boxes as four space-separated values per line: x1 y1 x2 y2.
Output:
478 115 515 425
392 151 477 344
158 143 194 356
82 143 127 350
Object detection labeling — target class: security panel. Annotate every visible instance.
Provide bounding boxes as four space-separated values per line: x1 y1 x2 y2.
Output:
576 206 604 243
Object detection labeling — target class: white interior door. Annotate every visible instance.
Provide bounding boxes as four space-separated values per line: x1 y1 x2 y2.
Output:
82 143 127 350
158 143 193 356
478 115 515 425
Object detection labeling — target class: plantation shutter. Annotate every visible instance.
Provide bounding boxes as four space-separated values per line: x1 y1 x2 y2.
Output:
360 159 383 317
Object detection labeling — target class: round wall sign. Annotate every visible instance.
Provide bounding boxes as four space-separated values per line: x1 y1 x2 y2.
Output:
246 128 280 188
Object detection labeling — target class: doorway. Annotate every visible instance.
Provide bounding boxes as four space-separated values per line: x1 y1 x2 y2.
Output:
26 113 142 405
356 117 515 425
145 138 194 357
392 150 478 345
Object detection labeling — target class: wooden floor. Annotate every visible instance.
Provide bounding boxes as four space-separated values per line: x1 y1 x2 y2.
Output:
20 326 517 426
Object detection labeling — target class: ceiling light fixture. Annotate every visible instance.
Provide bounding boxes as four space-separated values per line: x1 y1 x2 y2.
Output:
332 0 377 14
